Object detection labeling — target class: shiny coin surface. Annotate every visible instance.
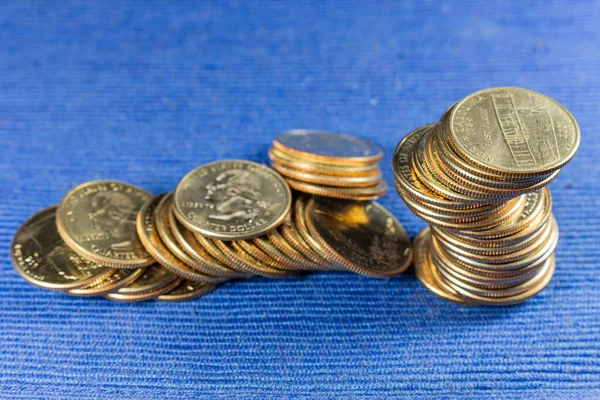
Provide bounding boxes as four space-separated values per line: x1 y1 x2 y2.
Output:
56 180 154 268
268 148 380 177
447 87 580 175
106 263 180 296
11 206 115 291
157 280 218 302
271 161 383 188
273 130 383 165
412 227 469 305
173 160 292 240
137 194 225 283
286 178 388 200
305 197 413 278
68 267 145 297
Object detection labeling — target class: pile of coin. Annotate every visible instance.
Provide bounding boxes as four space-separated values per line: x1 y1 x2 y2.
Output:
269 130 388 200
11 135 412 302
393 87 580 305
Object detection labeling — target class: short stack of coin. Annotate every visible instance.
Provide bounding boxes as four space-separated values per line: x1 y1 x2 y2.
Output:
393 87 580 305
11 143 412 301
269 130 388 200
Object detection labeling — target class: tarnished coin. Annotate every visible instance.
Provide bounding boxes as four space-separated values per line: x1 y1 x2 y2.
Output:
305 197 413 278
273 130 383 165
447 87 580 175
11 206 115 291
157 280 218 302
56 180 154 268
173 160 292 240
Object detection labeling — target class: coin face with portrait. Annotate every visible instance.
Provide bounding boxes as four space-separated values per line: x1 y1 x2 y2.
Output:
173 160 292 240
56 180 154 268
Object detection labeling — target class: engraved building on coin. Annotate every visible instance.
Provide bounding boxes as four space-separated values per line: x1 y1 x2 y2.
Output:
393 87 579 306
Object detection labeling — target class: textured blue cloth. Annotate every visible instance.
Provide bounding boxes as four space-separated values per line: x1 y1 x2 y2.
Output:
1 1 599 399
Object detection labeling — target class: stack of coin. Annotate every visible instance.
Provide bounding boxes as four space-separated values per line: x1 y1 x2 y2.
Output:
11 159 412 302
393 87 580 305
269 130 388 200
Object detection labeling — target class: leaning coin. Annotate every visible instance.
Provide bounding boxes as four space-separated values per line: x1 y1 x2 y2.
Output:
173 160 292 240
168 207 249 279
56 180 154 269
137 194 225 283
68 267 145 297
106 270 182 302
106 263 180 297
155 193 231 280
304 197 413 278
11 206 115 291
157 280 218 302
273 130 383 165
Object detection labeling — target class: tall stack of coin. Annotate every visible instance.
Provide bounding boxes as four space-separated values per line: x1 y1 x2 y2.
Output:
269 130 388 200
393 87 580 305
11 154 412 301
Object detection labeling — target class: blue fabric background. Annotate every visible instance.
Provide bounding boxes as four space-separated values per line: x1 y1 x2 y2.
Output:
1 1 598 399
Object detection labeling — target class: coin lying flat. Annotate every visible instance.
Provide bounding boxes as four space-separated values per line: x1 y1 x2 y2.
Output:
270 131 387 200
157 280 218 302
273 130 383 165
68 267 145 297
268 148 380 177
106 267 182 302
447 87 580 175
56 180 154 269
173 160 292 240
11 206 115 291
106 263 180 297
305 197 413 278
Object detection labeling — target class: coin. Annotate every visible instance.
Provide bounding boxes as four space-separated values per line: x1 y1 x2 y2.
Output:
273 130 383 165
168 207 249 279
173 160 292 240
274 212 333 269
157 280 218 302
447 87 580 175
136 194 225 283
56 180 154 268
285 178 388 200
106 263 180 296
11 206 115 291
155 193 230 281
268 148 380 177
304 197 413 278
68 267 145 297
271 161 383 188
412 227 470 305
214 240 292 278
106 268 183 302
